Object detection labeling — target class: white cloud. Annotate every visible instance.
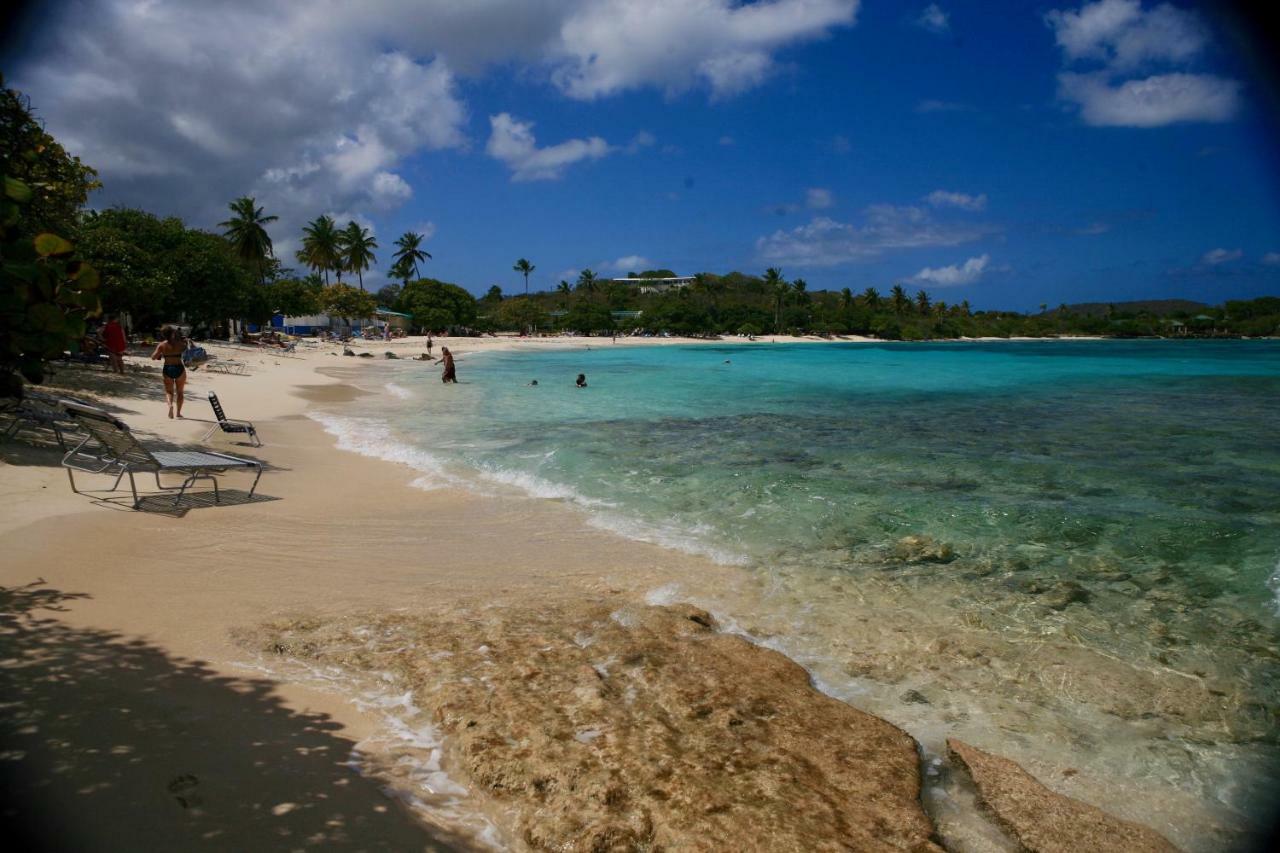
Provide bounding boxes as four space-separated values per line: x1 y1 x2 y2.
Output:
549 0 860 100
912 254 990 286
1058 72 1240 127
370 171 414 206
756 205 996 267
486 113 612 181
915 4 950 34
719 135 736 146
625 130 657 153
1045 0 1206 71
608 255 652 271
1201 248 1242 265
1045 1 1238 128
10 0 857 250
806 188 835 209
926 190 987 211
1262 252 1280 266
11 3 468 250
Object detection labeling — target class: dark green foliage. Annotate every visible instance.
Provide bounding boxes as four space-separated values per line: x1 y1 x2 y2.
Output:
321 283 377 320
271 277 324 317
396 278 477 331
76 208 255 332
0 174 100 397
563 301 614 335
0 79 101 239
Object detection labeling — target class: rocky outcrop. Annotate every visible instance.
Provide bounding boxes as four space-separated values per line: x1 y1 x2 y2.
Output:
256 602 943 852
947 739 1180 853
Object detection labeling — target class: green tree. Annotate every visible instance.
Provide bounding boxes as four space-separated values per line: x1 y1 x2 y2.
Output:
915 289 931 315
763 267 789 332
564 302 614 335
297 215 341 283
375 282 402 307
339 221 377 290
513 258 535 296
392 231 431 283
890 284 910 315
0 79 101 239
576 268 599 298
396 278 477 331
218 196 278 284
322 283 376 322
0 174 101 397
861 287 881 310
272 277 323 317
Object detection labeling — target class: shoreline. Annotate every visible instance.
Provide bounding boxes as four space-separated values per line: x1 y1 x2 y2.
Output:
0 337 1253 850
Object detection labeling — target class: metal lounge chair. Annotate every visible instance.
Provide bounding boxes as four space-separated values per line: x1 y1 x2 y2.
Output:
205 357 248 375
61 403 262 508
203 392 261 446
1 391 76 450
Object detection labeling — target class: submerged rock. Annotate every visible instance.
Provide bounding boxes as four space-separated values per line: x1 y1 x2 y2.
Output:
1040 581 1090 611
384 351 399 359
947 739 1180 853
256 602 944 852
894 535 956 564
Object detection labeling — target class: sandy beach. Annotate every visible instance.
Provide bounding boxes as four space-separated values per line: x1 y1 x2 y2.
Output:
0 335 1222 851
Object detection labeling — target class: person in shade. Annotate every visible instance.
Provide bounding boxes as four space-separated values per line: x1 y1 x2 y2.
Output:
102 314 128 374
440 347 457 383
575 373 587 388
150 325 188 418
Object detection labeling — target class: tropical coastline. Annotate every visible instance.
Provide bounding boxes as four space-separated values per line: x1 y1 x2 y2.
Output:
4 336 1278 851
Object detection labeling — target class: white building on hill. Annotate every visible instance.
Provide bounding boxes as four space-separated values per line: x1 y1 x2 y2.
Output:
611 276 694 295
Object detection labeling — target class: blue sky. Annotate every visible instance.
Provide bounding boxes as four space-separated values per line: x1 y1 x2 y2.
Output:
9 0 1279 309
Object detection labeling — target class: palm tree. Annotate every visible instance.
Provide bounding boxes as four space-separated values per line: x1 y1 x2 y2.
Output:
340 221 378 291
840 287 853 309
915 289 931 315
861 287 881 309
297 215 341 284
576 268 598 298
793 278 809 303
960 300 972 317
763 267 789 332
890 284 910 315
392 231 431 283
514 258 535 296
219 196 278 284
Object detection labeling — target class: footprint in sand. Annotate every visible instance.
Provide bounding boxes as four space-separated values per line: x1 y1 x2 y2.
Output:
167 773 202 808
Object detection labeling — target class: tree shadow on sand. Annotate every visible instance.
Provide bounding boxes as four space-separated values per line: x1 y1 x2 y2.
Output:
0 581 479 851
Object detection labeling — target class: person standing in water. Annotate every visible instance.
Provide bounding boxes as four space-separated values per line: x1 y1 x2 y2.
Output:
150 325 188 418
575 373 587 388
440 347 457 383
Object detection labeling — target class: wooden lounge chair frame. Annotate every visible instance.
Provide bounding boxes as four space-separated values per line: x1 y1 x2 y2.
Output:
202 392 261 447
61 403 262 508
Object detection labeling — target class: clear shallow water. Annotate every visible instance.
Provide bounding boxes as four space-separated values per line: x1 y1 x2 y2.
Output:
320 340 1280 850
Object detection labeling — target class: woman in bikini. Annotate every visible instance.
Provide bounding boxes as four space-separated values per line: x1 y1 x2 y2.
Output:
151 325 189 418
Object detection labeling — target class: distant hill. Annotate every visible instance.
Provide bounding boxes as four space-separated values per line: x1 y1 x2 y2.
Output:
1052 299 1211 318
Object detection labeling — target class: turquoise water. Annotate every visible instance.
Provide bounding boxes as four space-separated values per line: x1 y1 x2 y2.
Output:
323 340 1280 849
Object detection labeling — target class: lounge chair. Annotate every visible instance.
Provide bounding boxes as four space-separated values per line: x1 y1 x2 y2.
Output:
203 392 261 446
0 391 76 450
205 357 248 375
61 403 262 508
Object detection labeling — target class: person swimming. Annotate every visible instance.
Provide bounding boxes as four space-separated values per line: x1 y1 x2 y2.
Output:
527 379 539 386
575 373 587 388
